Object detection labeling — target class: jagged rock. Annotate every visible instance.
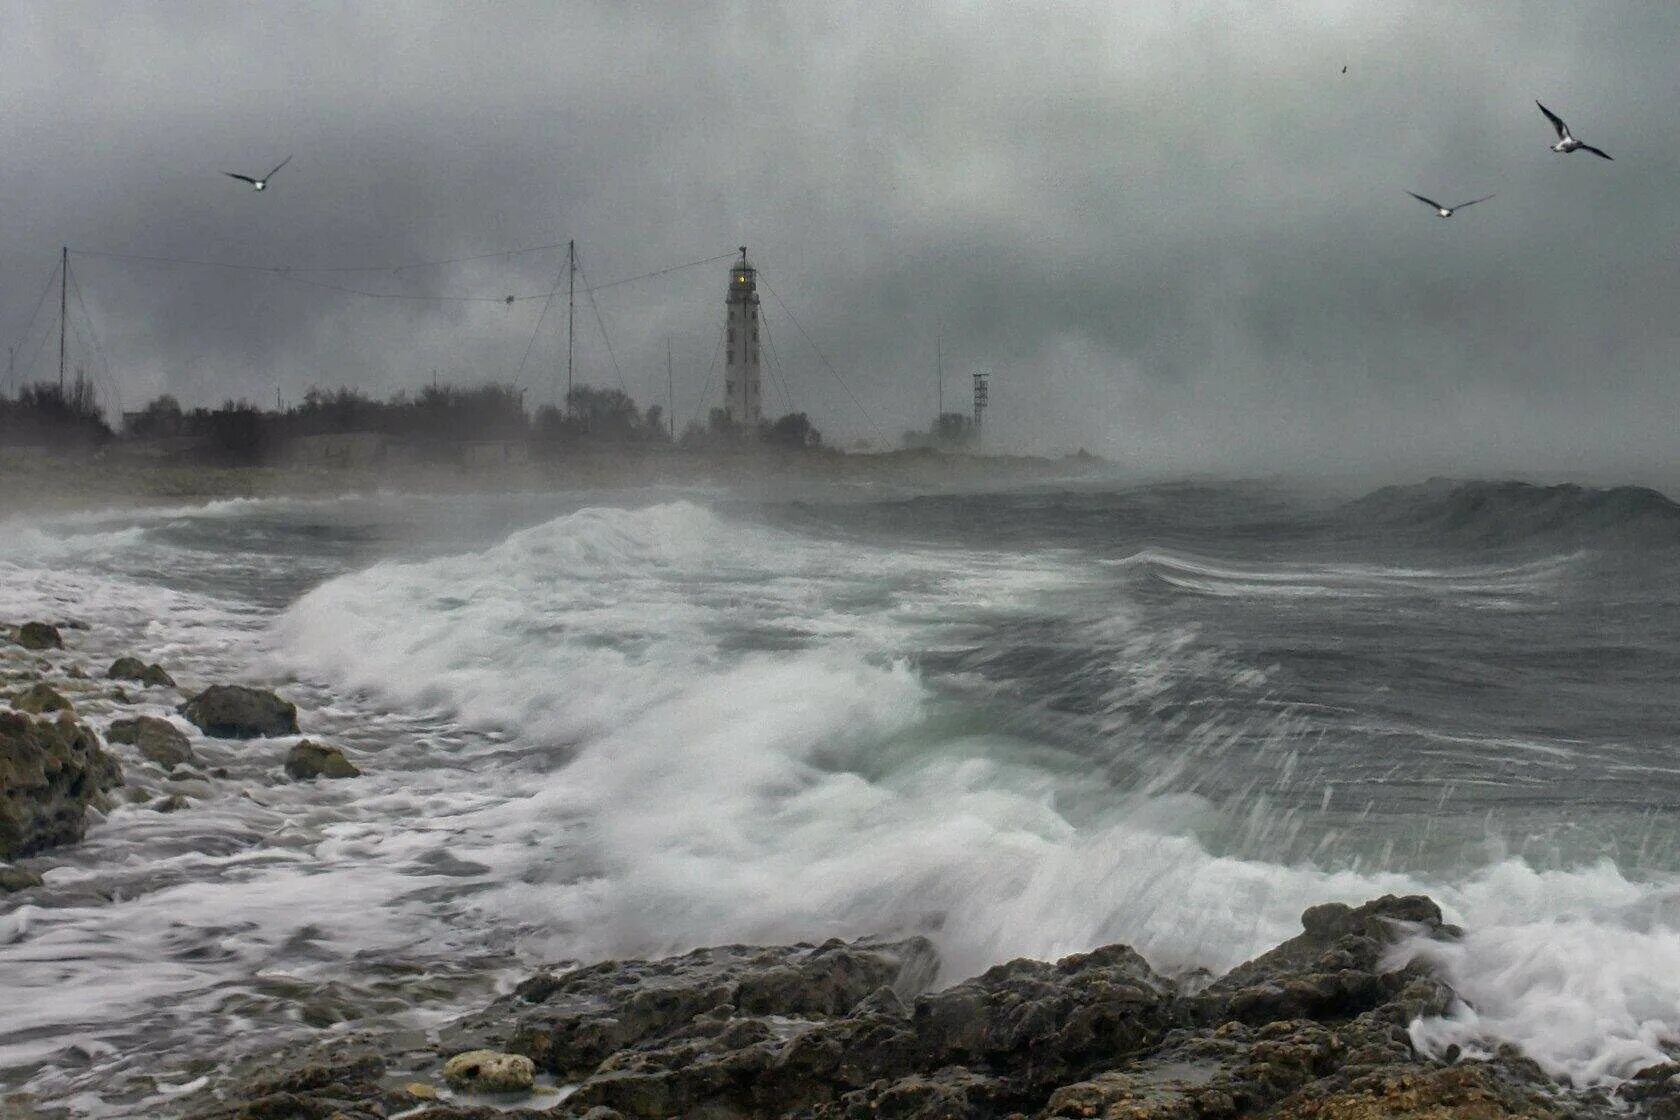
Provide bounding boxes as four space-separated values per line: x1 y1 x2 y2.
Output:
0 865 44 892
284 740 360 780
16 622 62 651
12 683 73 715
0 710 123 858
442 1049 535 1094
911 942 1180 1088
1269 1062 1571 1118
443 935 938 1085
149 794 190 813
178 685 299 739
821 1066 1014 1119
1197 895 1455 1027
171 896 1625 1120
107 716 196 770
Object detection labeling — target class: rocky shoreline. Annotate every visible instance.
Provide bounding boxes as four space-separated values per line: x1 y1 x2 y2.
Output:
4 623 1679 1119
163 892 1673 1120
0 619 360 867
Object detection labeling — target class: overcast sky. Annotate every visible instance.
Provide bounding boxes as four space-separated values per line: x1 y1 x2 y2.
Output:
3 2 1678 480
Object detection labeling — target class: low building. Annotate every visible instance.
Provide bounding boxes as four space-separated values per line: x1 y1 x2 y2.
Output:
288 431 399 468
460 439 530 468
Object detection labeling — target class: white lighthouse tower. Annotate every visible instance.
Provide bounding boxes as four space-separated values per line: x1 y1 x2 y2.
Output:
723 247 763 429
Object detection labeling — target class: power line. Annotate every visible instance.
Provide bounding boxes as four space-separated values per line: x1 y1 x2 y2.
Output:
68 260 121 415
70 241 571 276
573 252 630 396
689 326 726 429
68 246 739 306
757 306 795 416
4 264 61 392
512 257 571 395
756 269 886 445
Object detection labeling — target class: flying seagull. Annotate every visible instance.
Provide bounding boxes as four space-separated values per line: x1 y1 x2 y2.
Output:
223 155 293 191
1405 190 1495 218
1536 102 1612 160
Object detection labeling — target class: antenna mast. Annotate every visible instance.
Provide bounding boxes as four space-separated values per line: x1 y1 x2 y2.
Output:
667 337 675 440
565 239 576 408
58 246 68 392
936 334 943 418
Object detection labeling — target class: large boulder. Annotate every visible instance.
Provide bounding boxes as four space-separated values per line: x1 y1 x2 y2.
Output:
108 656 177 688
178 685 299 739
0 710 123 858
16 622 63 651
108 716 196 770
284 740 360 780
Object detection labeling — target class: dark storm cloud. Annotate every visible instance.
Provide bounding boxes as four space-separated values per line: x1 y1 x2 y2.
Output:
3 2 1678 480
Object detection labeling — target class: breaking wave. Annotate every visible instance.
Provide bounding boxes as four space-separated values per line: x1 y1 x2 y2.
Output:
1340 478 1680 549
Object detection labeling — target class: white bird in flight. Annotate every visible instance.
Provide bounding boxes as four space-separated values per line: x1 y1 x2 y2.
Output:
222 155 293 191
1405 191 1495 219
1536 102 1612 161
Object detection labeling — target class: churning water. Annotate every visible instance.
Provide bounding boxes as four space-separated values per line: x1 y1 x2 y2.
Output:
6 477 1680 1111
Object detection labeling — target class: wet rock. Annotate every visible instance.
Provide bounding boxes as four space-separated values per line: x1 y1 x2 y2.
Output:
1197 895 1455 1027
443 935 938 1085
1270 1062 1570 1118
108 657 178 688
910 941 1180 1089
0 865 44 892
107 656 147 680
0 710 123 858
168 895 1625 1120
178 685 299 739
107 716 196 770
821 1066 1014 1119
12 683 73 715
150 794 190 813
16 622 62 651
284 740 360 780
442 1049 535 1094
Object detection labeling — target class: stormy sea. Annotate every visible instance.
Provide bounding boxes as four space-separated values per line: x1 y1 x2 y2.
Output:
5 477 1680 1113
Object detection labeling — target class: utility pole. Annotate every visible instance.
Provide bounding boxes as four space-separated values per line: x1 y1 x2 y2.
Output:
565 239 576 410
667 337 675 440
58 246 68 393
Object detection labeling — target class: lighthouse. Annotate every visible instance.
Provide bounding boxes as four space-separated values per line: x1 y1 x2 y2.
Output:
723 247 763 428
